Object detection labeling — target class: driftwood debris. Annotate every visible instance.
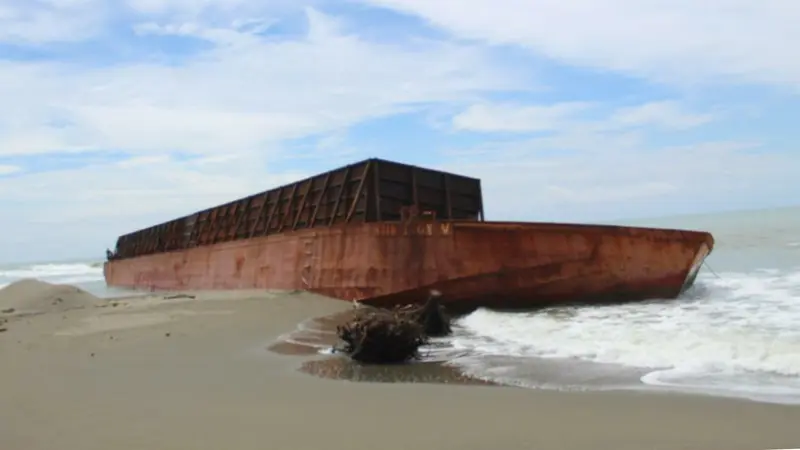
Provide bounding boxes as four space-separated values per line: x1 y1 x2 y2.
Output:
335 290 452 364
400 290 451 337
336 307 426 363
163 294 196 300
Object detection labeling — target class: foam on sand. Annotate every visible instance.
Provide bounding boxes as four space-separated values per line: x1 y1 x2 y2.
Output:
0 278 102 315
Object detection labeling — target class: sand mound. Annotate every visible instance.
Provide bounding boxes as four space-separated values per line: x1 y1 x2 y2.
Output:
0 279 102 315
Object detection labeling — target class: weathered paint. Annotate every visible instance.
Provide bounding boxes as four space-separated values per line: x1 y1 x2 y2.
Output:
104 219 714 311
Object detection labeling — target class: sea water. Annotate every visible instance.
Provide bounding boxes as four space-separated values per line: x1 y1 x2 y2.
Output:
0 259 135 298
443 206 800 404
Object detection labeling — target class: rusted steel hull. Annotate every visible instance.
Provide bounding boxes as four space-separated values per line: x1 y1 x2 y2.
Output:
104 219 714 311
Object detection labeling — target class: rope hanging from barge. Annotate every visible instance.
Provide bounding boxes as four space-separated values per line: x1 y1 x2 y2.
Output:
703 261 722 279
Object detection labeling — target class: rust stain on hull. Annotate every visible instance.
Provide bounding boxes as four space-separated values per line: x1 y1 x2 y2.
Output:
104 219 714 311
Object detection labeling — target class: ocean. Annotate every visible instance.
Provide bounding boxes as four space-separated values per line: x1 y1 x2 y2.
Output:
0 259 132 298
2 206 798 404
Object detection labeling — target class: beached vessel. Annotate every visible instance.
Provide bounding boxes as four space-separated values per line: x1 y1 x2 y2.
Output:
104 158 714 311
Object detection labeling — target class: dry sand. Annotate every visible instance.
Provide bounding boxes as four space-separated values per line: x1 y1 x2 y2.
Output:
0 279 103 315
1 282 799 450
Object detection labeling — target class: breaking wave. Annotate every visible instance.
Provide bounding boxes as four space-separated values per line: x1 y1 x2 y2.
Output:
0 261 105 292
445 269 800 404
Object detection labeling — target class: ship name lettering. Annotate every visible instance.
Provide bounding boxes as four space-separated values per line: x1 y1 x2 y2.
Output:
379 222 451 237
415 224 434 236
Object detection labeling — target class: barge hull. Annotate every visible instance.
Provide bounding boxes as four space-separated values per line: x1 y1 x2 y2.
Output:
104 220 713 310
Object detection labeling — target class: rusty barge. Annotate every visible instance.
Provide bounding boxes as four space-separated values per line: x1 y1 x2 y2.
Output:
104 158 714 311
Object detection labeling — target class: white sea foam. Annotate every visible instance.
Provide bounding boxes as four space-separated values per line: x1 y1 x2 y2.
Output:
0 261 109 296
446 269 800 404
0 262 103 285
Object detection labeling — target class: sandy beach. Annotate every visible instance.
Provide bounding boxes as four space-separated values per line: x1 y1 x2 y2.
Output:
2 281 799 450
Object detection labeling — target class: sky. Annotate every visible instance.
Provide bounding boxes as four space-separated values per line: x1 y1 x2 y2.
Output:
0 0 798 263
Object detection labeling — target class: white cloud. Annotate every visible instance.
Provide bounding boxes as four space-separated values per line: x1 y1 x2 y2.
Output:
357 0 800 89
450 100 714 133
452 102 591 132
605 101 715 130
0 0 313 45
542 182 678 203
440 139 797 222
1 153 284 223
125 0 304 18
0 0 109 44
0 164 21 175
0 9 521 157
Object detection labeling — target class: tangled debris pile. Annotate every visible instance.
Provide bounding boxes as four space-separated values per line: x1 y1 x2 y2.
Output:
397 290 452 338
335 291 452 364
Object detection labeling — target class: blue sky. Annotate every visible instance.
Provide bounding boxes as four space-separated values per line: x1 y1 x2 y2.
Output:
0 0 798 263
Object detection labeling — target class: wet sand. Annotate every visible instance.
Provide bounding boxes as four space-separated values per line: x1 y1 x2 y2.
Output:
268 309 494 385
2 283 800 450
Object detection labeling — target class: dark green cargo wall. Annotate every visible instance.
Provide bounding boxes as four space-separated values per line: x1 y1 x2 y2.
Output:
371 159 483 222
111 158 484 260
